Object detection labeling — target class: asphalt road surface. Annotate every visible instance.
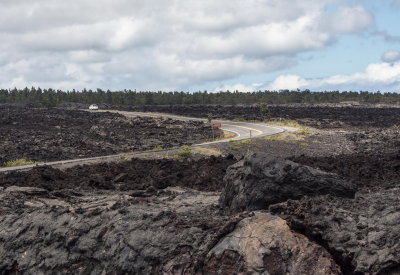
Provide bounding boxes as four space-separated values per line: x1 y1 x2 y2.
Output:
0 111 288 173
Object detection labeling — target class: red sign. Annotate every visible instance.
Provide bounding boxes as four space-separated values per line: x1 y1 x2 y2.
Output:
212 123 221 128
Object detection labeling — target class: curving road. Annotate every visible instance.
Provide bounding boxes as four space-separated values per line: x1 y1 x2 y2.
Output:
0 111 289 173
118 111 286 143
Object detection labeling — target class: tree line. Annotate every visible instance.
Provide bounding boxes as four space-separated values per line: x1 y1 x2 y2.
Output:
0 87 399 107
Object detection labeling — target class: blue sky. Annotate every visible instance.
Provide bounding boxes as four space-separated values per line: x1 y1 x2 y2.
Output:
0 0 400 92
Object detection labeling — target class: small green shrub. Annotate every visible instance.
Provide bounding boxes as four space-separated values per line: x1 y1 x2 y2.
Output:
3 158 39 167
237 139 254 144
119 153 129 161
178 145 191 157
299 127 310 136
230 145 241 151
260 103 271 121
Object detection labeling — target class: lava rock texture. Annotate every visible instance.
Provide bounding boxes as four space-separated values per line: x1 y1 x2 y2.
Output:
0 156 235 192
0 185 228 274
204 212 341 275
78 103 400 128
219 153 356 214
0 105 215 164
270 188 400 275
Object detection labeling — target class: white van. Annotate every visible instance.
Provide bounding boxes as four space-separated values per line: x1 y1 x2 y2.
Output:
89 104 99 110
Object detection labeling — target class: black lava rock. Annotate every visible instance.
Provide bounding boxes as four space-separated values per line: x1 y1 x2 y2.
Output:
219 153 356 213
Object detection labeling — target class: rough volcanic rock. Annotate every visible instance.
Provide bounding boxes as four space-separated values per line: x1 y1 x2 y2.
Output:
0 182 343 275
219 153 356 213
0 186 229 274
87 103 400 129
204 212 341 275
0 106 216 164
292 125 400 190
0 156 236 192
270 188 400 275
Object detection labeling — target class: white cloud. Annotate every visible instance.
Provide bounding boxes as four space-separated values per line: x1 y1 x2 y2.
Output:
263 61 400 92
268 75 310 90
213 83 263 92
382 50 400 62
325 5 373 34
323 62 400 86
0 0 374 90
69 50 109 63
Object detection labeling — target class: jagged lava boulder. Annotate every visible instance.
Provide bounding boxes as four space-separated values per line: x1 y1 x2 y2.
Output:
219 153 356 213
269 188 400 275
204 212 341 275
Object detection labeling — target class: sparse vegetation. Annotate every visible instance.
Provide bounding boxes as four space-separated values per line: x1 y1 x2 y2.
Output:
192 147 222 156
3 158 39 167
212 130 237 142
207 113 213 123
222 130 236 139
298 127 310 136
260 103 271 121
267 119 302 128
267 120 311 136
177 145 192 157
119 153 130 161
263 132 305 142
230 145 241 151
230 139 255 144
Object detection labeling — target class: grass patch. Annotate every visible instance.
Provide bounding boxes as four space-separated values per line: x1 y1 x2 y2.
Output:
298 127 310 136
177 145 192 157
263 132 305 142
229 138 255 144
151 146 164 151
267 120 311 137
229 145 241 151
212 130 237 141
119 153 130 161
222 130 236 139
192 147 222 156
3 158 40 167
267 119 302 128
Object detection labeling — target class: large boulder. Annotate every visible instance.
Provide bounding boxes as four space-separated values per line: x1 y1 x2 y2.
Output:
204 212 341 275
219 153 356 213
270 187 400 275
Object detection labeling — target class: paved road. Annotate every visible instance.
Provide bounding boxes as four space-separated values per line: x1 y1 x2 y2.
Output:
0 111 288 173
119 111 286 143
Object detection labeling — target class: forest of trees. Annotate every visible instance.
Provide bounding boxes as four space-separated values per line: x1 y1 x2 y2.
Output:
0 87 399 107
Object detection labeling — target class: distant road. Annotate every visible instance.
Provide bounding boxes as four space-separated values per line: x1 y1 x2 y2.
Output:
0 111 288 173
117 111 286 143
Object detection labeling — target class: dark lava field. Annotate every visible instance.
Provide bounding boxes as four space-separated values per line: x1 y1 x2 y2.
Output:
0 103 400 274
0 105 214 164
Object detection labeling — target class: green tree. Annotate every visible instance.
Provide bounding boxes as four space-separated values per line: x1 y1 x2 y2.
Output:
260 103 271 121
207 113 213 123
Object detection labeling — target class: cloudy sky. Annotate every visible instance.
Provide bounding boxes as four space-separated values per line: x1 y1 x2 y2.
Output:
1 0 400 92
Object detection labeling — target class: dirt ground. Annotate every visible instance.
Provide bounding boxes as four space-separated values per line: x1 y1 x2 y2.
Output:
1 104 400 274
0 104 216 165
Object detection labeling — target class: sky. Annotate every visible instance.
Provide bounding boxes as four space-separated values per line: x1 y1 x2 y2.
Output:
1 0 400 92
